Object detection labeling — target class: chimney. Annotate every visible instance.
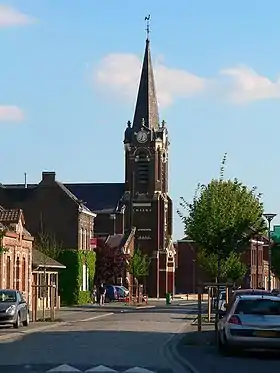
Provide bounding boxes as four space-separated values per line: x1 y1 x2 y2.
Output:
42 172 56 183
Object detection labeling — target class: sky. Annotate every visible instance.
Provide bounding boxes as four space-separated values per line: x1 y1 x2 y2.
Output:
1 1 280 240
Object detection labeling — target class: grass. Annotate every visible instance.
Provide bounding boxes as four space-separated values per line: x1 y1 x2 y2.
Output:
36 317 63 322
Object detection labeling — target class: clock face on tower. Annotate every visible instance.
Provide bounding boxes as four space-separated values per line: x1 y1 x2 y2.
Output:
136 130 148 143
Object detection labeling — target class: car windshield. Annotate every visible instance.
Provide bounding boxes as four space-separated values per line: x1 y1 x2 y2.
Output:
235 298 280 315
0 290 16 302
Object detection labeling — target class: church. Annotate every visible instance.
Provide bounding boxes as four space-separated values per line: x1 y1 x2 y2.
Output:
0 35 175 298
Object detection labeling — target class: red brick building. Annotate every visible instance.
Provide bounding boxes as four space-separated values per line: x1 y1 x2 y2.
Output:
0 207 33 305
175 236 279 293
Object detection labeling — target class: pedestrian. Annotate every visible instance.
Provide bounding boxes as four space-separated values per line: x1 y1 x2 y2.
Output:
99 283 106 306
92 285 97 304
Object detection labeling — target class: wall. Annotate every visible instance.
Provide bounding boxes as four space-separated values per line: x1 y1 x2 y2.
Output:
0 229 33 307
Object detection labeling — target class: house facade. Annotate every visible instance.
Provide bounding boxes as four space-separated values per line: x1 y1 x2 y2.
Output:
175 236 278 293
0 208 33 306
0 172 96 250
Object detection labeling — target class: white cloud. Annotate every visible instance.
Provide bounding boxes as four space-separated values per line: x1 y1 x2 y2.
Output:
94 52 280 106
94 53 206 108
0 106 24 122
0 5 35 27
220 66 280 104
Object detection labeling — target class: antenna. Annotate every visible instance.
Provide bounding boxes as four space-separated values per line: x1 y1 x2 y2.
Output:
24 172 27 188
145 14 151 40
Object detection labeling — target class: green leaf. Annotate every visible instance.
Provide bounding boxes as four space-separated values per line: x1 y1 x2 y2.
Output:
127 248 151 281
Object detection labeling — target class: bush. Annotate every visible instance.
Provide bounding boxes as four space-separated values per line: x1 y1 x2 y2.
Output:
57 249 96 306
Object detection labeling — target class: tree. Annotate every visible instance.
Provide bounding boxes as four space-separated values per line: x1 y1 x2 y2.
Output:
178 154 266 259
95 241 127 284
127 248 151 283
197 248 246 283
271 243 280 279
34 231 62 260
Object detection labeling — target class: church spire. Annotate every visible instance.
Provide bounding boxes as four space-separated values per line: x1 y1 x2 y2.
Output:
132 24 159 131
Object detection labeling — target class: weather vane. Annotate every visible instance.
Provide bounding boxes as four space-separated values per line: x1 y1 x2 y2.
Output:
145 15 151 40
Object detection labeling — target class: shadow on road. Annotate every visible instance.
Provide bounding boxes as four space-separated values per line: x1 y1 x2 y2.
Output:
0 328 177 368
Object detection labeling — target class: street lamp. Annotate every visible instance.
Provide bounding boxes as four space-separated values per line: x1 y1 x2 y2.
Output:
263 213 277 291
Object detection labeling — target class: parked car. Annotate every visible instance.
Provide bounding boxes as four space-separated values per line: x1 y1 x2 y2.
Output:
105 285 118 302
0 289 29 328
115 286 129 299
217 294 280 354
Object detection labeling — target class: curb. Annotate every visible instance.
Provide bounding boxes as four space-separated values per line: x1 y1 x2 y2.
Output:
0 312 114 342
164 319 202 373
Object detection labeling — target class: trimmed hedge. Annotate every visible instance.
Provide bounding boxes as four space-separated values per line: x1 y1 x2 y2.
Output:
57 249 96 306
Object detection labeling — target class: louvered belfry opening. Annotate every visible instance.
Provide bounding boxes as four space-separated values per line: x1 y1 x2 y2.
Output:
137 151 149 192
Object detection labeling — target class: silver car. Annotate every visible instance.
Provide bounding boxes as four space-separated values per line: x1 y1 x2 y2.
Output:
218 294 280 354
0 289 30 328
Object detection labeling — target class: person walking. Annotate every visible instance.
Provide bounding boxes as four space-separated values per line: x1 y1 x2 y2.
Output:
99 283 106 306
92 285 97 304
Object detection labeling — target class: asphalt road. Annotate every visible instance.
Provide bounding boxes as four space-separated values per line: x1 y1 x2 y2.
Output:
178 330 280 373
0 302 192 373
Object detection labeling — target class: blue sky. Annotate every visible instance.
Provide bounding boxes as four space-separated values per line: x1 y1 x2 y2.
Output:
1 1 280 239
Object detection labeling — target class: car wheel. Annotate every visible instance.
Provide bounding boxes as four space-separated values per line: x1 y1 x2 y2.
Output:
22 312 29 327
217 331 239 356
13 313 21 329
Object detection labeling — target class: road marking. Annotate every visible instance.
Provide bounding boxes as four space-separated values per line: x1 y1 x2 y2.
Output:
48 364 81 372
78 313 114 323
85 365 118 372
0 312 114 342
164 322 201 373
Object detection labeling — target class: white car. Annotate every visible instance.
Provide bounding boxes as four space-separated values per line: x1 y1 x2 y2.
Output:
218 294 280 354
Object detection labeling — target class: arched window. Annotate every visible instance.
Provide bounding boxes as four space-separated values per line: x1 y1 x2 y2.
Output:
22 257 26 291
6 256 11 288
15 257 20 290
80 228 83 250
84 229 87 250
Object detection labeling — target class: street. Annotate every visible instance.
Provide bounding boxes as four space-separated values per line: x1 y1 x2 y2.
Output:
0 302 192 373
1 302 280 373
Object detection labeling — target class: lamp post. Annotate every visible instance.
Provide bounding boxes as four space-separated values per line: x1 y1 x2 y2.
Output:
263 213 277 291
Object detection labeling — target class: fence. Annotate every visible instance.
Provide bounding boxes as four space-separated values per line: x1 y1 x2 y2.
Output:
31 284 57 322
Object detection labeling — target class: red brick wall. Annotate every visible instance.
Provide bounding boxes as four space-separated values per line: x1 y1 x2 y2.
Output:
0 228 33 307
175 240 205 294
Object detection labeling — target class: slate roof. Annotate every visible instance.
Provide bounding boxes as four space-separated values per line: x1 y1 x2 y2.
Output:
2 181 125 215
32 249 66 269
64 183 125 213
133 38 160 131
1 184 36 207
56 182 92 214
105 234 125 248
0 208 22 223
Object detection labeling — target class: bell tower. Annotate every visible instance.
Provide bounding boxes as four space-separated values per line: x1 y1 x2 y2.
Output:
123 32 175 298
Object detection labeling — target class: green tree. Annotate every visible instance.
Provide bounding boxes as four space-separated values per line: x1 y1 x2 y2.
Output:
128 248 151 283
271 243 280 279
178 154 266 258
197 248 246 283
34 231 62 260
